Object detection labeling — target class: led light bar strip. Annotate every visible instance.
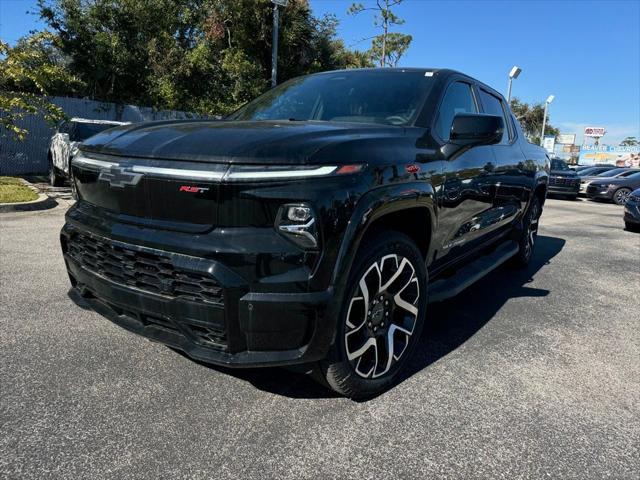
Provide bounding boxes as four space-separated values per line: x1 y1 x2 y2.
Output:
224 166 337 180
73 153 349 181
131 165 225 181
72 155 119 169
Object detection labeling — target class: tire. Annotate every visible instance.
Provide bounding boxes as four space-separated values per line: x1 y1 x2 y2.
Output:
625 221 640 233
612 188 632 206
49 162 65 187
566 195 578 201
510 196 541 268
317 232 427 399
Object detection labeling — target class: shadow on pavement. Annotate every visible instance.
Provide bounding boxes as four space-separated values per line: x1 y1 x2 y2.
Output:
67 235 565 400
194 234 566 400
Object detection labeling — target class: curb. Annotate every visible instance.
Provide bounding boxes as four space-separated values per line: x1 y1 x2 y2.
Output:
0 179 58 213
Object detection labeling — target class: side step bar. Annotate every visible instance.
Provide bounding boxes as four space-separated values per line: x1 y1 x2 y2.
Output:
428 240 519 303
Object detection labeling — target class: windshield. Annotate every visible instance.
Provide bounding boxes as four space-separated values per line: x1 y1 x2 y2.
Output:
230 70 434 126
551 159 570 171
596 168 628 178
577 167 599 176
72 122 119 141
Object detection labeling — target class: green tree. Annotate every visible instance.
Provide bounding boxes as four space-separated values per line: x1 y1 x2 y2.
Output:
620 136 638 146
348 0 411 67
0 32 83 140
36 0 367 115
510 97 559 145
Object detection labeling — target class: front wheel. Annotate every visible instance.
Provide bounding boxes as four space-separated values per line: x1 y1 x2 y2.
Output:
613 188 632 205
625 221 640 233
317 232 427 399
49 162 65 187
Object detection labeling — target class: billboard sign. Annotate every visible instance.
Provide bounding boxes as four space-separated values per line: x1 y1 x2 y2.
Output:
584 127 606 137
578 145 640 166
556 133 576 145
542 136 555 153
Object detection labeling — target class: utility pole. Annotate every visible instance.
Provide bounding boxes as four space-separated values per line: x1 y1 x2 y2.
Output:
271 0 288 87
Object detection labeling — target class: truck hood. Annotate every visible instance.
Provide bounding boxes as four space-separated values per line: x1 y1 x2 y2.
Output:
80 119 403 164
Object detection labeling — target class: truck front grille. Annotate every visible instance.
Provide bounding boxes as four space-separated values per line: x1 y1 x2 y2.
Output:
66 232 224 306
550 177 578 186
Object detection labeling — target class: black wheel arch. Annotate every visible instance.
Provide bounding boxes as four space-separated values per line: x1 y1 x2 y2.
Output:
328 183 436 320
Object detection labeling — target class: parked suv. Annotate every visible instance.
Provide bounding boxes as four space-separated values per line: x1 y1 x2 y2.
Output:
48 118 129 186
548 158 579 199
61 69 548 398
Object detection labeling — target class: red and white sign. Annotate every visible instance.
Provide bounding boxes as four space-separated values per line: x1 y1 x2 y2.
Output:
584 127 606 137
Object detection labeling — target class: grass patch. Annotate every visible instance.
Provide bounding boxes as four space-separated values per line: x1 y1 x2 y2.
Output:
0 177 39 203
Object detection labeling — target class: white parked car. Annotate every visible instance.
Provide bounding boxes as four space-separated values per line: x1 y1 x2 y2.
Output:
48 118 129 186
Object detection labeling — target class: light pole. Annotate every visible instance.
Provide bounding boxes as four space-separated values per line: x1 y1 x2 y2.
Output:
271 0 288 88
506 66 522 103
540 94 555 146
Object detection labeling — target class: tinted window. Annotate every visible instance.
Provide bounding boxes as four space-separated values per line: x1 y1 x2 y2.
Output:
578 167 606 176
618 170 640 178
479 89 509 144
71 123 117 141
596 168 628 177
434 82 477 141
232 71 434 126
551 159 570 171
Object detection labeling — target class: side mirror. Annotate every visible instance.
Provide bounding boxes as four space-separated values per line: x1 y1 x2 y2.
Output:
450 113 504 147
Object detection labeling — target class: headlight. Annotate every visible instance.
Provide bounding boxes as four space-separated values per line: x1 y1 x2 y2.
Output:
276 203 318 249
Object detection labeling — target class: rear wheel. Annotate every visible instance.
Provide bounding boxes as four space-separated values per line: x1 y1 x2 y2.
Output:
49 161 65 187
613 188 632 205
511 196 541 268
317 232 427 399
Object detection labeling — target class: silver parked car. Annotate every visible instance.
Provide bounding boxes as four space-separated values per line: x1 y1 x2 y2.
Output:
48 118 129 186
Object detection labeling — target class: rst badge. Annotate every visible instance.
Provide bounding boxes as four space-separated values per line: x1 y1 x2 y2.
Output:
98 167 142 188
179 185 210 193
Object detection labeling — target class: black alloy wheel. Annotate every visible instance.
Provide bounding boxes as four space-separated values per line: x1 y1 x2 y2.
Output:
613 188 632 206
318 232 427 399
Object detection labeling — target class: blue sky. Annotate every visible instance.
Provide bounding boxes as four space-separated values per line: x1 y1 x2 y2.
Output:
1 0 639 145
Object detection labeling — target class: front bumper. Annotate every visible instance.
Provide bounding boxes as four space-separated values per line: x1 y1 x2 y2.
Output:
586 185 614 200
61 221 336 368
548 185 579 195
624 202 640 224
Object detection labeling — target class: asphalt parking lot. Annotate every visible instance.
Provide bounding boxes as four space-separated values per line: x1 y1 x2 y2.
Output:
1 196 638 479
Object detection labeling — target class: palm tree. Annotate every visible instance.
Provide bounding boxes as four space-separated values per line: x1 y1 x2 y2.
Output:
620 136 638 146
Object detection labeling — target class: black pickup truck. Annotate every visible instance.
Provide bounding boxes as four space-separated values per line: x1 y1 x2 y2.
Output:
61 68 549 398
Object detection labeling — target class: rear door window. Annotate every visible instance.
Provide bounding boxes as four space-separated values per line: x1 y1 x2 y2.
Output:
434 82 477 142
478 89 510 145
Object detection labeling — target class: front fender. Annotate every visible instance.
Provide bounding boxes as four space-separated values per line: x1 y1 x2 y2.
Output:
327 182 436 316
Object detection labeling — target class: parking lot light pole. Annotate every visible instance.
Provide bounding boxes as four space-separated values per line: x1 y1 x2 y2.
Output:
540 94 555 146
271 0 289 88
506 66 522 103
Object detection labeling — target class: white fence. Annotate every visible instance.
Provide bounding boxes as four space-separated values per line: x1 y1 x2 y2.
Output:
0 96 203 175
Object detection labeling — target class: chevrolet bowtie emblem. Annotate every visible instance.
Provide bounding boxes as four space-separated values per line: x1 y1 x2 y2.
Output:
98 167 143 188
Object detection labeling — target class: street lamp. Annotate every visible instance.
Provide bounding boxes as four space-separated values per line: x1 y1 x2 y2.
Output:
271 0 289 87
540 94 555 146
506 66 522 103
